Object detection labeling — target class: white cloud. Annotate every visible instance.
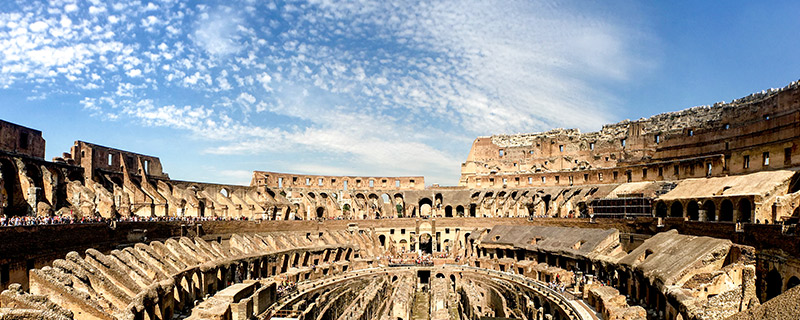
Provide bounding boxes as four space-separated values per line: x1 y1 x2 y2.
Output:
193 8 244 56
0 0 655 185
126 68 142 77
88 6 106 15
29 21 49 32
237 92 256 105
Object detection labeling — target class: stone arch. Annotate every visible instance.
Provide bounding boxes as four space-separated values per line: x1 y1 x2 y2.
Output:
398 239 408 252
469 204 477 217
456 205 465 216
655 201 668 217
419 198 433 217
720 199 734 221
378 234 386 247
419 233 433 254
687 201 699 220
0 159 26 216
766 268 783 300
542 194 552 215
393 193 405 217
445 205 453 217
787 276 800 291
219 188 230 198
738 198 752 223
316 207 325 219
670 201 683 218
703 200 716 221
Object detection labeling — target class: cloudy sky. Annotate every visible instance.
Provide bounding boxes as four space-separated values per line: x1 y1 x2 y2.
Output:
1 0 799 185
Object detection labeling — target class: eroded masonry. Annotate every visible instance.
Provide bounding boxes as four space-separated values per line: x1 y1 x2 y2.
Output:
1 81 800 320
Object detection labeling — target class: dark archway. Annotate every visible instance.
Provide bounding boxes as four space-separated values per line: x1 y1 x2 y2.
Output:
738 199 752 223
670 201 683 218
456 205 464 217
542 195 552 215
378 235 386 247
720 199 734 221
444 206 453 217
316 207 325 219
0 159 27 216
198 201 205 217
703 200 716 221
419 233 433 254
787 276 800 291
469 204 477 217
655 201 668 217
687 201 699 220
766 269 783 300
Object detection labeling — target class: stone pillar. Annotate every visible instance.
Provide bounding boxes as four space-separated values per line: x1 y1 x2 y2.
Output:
699 209 707 222
733 208 741 223
683 203 688 220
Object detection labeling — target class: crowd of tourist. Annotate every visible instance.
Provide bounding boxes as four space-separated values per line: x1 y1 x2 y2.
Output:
0 214 253 227
276 281 297 298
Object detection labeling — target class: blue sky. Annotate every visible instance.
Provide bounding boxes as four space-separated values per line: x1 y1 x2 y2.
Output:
1 0 798 186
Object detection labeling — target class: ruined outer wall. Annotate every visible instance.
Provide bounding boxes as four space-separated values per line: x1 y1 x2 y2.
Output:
64 141 168 181
0 120 45 159
461 80 800 188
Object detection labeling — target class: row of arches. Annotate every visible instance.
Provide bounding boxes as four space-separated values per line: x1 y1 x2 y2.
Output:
765 268 800 301
655 198 753 222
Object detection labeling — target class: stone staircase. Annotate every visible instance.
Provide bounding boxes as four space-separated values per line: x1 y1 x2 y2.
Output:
655 182 678 196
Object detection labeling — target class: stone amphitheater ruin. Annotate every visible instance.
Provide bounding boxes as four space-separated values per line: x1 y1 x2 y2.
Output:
1 80 800 320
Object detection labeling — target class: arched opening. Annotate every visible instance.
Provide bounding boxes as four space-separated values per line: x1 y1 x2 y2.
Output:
703 200 716 221
670 201 683 218
198 201 205 217
469 204 477 217
766 269 783 300
0 159 26 216
719 199 734 221
787 276 800 291
316 207 325 219
378 235 386 247
577 202 589 218
738 199 752 223
398 239 408 253
444 206 453 217
419 198 433 217
419 233 433 254
219 188 229 198
655 201 668 217
393 193 405 217
450 274 456 291
542 195 552 215
687 201 699 220
456 205 464 216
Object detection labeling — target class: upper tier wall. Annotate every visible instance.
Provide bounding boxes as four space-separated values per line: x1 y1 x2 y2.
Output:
461 80 800 187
